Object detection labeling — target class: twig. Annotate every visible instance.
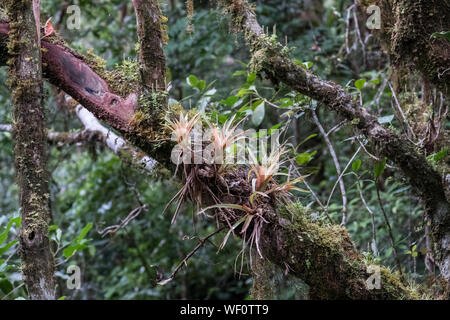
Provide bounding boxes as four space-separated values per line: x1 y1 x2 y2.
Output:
326 121 347 137
326 146 362 226
388 82 417 140
158 227 225 285
65 96 158 173
289 159 334 224
375 182 404 278
352 1 366 66
345 4 355 55
99 204 148 237
313 110 348 226
1 283 24 300
357 178 378 257
357 138 397 170
368 75 389 111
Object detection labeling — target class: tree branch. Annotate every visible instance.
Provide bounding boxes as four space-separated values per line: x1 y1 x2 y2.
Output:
70 99 158 173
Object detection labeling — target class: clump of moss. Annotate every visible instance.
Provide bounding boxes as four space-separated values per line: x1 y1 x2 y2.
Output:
251 256 275 300
126 89 175 157
107 58 141 97
160 14 169 44
85 48 107 71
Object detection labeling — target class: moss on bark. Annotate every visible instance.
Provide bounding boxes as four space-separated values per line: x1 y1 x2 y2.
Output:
6 0 55 300
260 203 417 299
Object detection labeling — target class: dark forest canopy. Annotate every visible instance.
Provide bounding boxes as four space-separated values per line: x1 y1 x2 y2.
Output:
0 0 448 300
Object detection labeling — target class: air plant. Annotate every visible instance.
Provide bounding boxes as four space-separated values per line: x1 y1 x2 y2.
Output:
248 146 288 192
205 114 247 169
164 113 247 225
197 202 268 262
265 175 310 195
165 112 200 146
164 112 202 224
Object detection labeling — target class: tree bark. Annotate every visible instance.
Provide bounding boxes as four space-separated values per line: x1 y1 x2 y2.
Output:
5 0 55 299
132 0 167 91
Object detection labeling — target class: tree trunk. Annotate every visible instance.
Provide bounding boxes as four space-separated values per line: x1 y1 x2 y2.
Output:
6 0 55 300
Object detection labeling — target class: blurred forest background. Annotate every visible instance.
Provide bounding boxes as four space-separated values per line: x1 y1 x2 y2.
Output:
0 0 448 299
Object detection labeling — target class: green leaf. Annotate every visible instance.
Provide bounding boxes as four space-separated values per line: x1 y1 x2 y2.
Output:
246 73 256 84
76 222 93 243
252 101 265 126
220 96 240 107
427 148 448 163
57 296 67 300
197 80 206 91
0 279 13 294
63 246 76 259
237 89 251 97
355 78 366 90
302 61 313 69
232 70 247 77
218 114 229 124
268 123 282 136
0 239 18 255
0 216 21 246
187 75 198 88
374 158 387 179
352 159 362 172
88 245 96 257
432 31 450 42
296 151 317 165
299 134 318 146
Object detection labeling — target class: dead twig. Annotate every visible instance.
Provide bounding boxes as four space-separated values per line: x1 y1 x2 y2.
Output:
158 227 225 285
99 204 148 237
313 110 348 226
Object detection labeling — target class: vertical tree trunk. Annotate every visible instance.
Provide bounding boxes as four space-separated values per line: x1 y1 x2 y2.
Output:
132 0 167 91
6 0 55 300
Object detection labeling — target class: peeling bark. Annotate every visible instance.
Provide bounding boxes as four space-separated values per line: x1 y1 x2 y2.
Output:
6 0 55 300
